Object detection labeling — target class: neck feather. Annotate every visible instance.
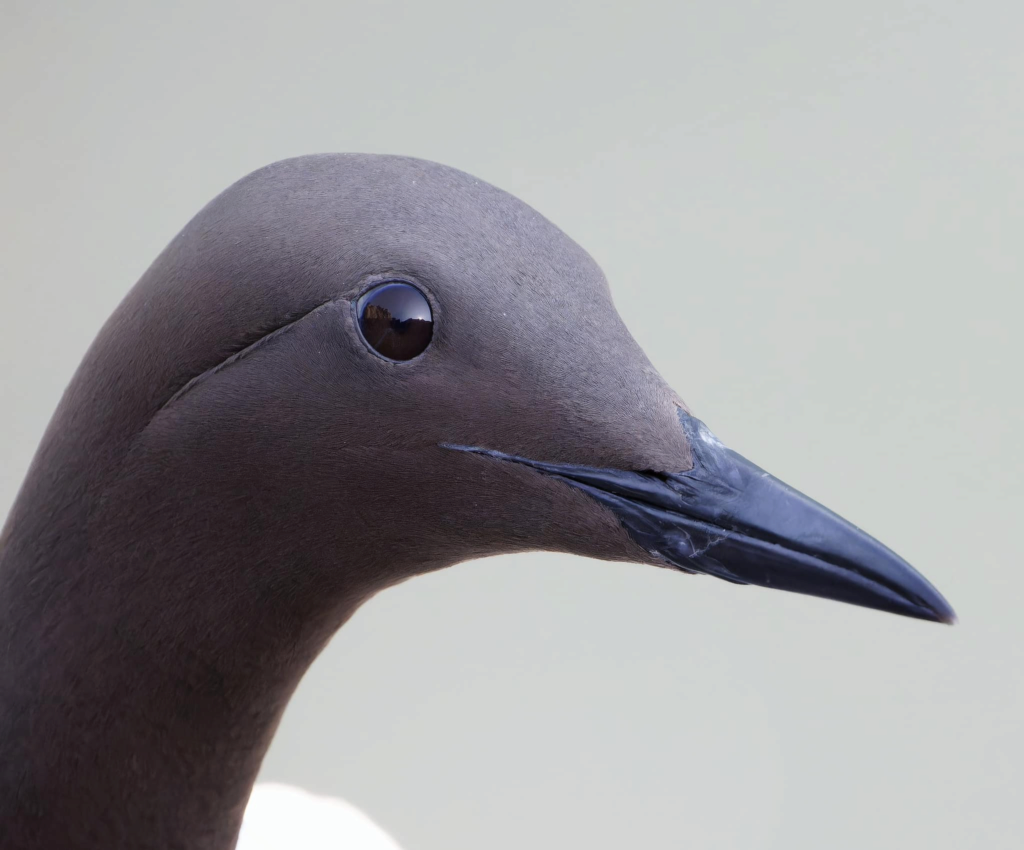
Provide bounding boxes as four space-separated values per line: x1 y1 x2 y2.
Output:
0 417 374 850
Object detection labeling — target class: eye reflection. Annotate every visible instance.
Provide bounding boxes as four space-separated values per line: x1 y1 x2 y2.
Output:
356 282 433 361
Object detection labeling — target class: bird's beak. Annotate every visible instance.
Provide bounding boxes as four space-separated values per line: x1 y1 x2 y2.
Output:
444 411 955 624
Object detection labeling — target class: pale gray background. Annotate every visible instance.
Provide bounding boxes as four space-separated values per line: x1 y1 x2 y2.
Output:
1 1 1020 848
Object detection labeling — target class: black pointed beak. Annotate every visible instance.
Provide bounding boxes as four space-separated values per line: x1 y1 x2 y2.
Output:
444 411 955 624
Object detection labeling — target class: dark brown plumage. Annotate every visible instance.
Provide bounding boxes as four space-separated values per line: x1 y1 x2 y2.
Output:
0 154 952 850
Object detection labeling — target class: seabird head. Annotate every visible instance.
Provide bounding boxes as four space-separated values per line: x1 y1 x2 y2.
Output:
16 153 953 626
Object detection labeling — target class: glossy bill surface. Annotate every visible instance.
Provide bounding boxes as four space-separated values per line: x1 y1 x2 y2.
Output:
445 411 955 624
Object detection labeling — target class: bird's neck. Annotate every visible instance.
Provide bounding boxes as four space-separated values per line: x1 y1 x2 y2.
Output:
0 429 376 850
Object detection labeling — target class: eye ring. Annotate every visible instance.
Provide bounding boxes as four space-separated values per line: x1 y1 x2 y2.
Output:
355 280 434 362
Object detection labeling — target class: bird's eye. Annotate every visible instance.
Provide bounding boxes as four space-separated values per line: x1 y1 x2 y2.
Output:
356 282 433 361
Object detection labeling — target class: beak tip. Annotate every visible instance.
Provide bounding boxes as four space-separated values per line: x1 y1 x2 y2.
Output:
917 590 957 625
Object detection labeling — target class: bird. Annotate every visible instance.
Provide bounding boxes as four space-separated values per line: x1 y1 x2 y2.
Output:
0 153 954 850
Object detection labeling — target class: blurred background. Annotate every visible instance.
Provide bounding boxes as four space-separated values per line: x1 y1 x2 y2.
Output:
1 1 1020 847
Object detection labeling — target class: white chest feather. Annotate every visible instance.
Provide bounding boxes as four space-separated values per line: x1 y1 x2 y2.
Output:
237 783 402 850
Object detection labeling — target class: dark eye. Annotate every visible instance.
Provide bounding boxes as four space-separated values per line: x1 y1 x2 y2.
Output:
356 282 434 361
